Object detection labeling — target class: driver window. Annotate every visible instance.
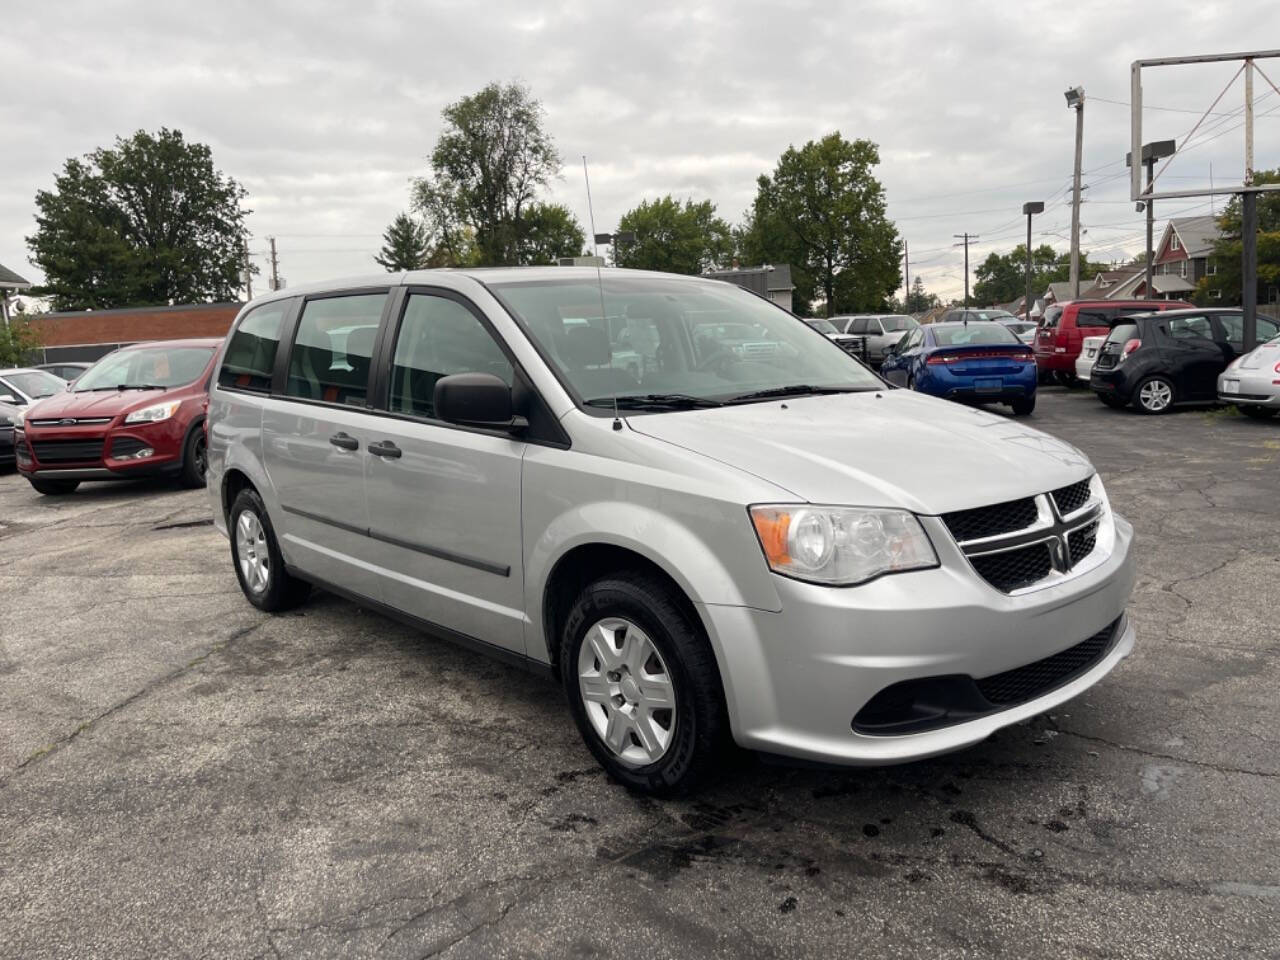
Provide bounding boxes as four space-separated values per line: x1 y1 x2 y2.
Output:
1167 315 1212 341
389 294 513 419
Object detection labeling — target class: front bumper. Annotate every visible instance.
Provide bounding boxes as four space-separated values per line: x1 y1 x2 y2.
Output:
16 422 185 480
700 512 1136 765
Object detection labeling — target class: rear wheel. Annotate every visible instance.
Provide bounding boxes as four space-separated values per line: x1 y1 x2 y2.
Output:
1239 404 1278 420
1010 396 1036 416
561 572 728 796
229 488 310 612
28 478 80 496
178 427 207 489
1133 376 1175 414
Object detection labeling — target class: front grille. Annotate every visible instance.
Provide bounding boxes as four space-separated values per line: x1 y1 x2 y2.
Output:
31 439 105 464
1068 521 1099 567
1052 478 1092 515
942 497 1038 543
110 436 150 458
30 417 112 426
969 542 1053 592
976 618 1120 705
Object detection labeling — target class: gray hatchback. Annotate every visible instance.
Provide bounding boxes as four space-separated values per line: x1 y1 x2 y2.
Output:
208 268 1136 794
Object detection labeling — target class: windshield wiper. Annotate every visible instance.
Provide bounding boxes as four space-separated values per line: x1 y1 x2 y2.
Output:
76 384 167 393
725 384 870 404
584 394 724 410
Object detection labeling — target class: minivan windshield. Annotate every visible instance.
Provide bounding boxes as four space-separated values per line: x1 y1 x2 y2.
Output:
75 346 214 392
489 276 883 406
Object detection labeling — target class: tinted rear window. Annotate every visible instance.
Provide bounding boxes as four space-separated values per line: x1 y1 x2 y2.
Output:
219 301 288 393
1106 322 1138 343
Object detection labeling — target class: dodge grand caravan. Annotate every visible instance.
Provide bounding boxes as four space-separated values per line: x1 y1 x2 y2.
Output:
208 268 1136 794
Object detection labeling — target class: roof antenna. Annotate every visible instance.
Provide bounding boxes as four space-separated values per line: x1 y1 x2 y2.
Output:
583 154 621 431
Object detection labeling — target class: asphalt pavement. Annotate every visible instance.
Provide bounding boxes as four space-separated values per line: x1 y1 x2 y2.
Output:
1 388 1278 959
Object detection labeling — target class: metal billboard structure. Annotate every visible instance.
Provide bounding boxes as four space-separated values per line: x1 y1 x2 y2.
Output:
1130 50 1280 348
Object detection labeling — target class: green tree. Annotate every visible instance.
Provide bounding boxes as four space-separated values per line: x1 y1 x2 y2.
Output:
905 275 941 313
27 128 249 310
973 244 1110 305
517 203 587 265
412 82 584 266
738 134 901 316
374 212 430 271
0 317 41 367
613 195 733 274
1196 168 1280 306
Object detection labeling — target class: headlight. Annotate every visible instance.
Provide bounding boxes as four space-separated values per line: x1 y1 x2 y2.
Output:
1089 474 1116 558
749 505 938 585
124 401 181 424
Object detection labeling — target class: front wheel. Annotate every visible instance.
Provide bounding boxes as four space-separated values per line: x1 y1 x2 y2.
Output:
178 426 207 489
1010 396 1036 416
29 478 80 496
561 573 728 796
229 488 311 612
1133 376 1175 414
1239 404 1278 420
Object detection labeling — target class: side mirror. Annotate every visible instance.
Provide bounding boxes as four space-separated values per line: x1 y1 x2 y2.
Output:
434 373 527 433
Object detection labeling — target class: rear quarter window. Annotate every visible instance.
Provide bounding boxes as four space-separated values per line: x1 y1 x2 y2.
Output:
219 301 289 393
1106 322 1139 343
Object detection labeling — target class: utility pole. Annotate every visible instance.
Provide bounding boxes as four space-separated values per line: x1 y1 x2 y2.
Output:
268 237 280 293
903 240 910 311
1242 58 1258 351
1065 86 1086 299
953 233 978 306
243 239 253 301
1022 203 1044 321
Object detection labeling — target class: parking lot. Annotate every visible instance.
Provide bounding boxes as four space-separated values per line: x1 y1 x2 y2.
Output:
1 388 1278 959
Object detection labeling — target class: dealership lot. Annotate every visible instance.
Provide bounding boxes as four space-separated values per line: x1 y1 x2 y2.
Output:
1 389 1278 959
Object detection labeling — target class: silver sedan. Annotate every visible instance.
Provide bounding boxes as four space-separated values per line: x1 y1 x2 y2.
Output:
1218 334 1280 419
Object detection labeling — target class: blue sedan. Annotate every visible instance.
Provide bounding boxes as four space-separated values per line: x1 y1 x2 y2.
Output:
880 321 1039 416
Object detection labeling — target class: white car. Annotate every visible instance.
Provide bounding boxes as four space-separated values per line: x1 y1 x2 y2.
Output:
1218 333 1280 419
1076 335 1106 381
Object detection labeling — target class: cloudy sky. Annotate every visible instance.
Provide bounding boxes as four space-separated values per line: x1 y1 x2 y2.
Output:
3 0 1278 304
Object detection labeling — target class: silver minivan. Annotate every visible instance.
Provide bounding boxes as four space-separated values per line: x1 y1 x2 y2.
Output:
208 268 1135 794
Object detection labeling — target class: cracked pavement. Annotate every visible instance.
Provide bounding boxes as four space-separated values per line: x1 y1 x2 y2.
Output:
1 389 1278 958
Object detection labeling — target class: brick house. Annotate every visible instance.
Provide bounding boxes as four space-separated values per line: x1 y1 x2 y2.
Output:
26 302 243 363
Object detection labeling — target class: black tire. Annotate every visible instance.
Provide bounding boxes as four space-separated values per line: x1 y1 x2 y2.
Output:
1132 375 1176 415
1239 404 1278 420
1010 396 1036 416
228 487 310 612
560 573 729 796
906 374 916 391
1097 393 1127 409
1054 371 1079 388
29 478 80 496
178 425 207 489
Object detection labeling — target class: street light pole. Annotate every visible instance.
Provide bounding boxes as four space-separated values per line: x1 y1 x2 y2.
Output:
1022 202 1044 321
1065 86 1086 300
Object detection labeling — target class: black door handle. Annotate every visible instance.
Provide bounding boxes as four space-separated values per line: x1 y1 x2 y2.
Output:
368 440 402 459
329 432 359 451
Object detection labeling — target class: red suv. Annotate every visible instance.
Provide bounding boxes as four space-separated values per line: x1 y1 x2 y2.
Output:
16 338 221 496
1034 299 1192 384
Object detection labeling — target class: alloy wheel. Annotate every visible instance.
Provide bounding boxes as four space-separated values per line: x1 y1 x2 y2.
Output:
577 617 676 767
193 436 208 479
1139 379 1173 412
235 509 270 594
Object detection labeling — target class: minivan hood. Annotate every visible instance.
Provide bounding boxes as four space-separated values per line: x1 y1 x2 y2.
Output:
26 388 164 420
627 390 1093 515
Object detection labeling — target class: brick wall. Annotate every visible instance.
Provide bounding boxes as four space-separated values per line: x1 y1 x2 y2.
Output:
29 302 243 350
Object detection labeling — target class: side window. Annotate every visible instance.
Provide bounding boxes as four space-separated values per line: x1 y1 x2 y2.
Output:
219 301 287 393
904 329 923 351
869 319 885 335
1167 315 1213 340
286 293 385 405
1214 313 1245 344
846 318 864 334
389 293 513 419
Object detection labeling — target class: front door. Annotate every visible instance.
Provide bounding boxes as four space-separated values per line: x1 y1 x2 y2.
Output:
364 289 527 654
262 291 387 599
